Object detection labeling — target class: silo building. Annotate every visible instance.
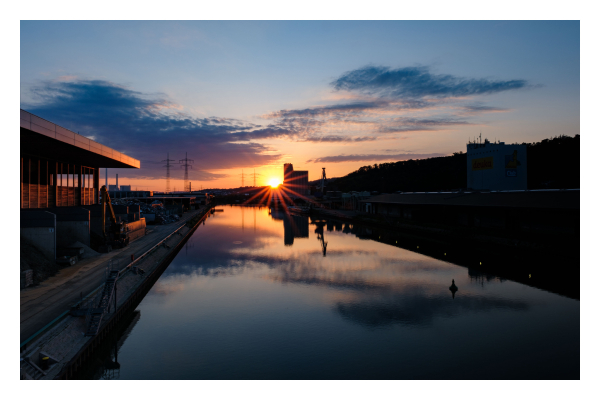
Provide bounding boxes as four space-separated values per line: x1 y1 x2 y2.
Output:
283 163 309 197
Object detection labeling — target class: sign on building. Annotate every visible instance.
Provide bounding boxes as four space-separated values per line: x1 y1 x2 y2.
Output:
466 140 527 190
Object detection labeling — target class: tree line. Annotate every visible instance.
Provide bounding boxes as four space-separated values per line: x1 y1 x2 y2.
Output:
331 135 580 193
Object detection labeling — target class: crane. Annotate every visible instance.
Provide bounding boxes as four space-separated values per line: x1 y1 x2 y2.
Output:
99 185 129 252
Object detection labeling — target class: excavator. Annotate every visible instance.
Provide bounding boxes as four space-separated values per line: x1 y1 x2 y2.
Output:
98 185 129 253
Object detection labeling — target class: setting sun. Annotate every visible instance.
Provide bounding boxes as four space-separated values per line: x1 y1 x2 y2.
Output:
268 178 281 188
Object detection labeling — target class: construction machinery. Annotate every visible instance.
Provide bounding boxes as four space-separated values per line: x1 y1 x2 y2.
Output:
99 185 129 252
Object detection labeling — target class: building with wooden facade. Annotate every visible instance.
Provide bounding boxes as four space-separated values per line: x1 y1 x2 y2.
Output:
20 109 140 209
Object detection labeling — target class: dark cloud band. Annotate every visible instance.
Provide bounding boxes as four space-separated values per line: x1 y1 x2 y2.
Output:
331 65 529 99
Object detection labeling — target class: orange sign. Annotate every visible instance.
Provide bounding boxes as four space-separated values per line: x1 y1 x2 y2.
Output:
472 156 494 171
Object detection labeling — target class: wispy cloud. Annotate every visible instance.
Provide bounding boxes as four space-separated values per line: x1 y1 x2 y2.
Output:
23 79 293 179
297 135 379 143
380 117 472 133
307 153 445 163
331 65 530 99
460 104 511 115
259 65 528 147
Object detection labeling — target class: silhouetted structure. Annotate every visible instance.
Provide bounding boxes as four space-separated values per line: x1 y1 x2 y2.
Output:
449 279 458 299
283 163 309 197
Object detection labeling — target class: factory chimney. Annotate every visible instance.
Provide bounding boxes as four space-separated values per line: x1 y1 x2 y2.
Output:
105 168 108 188
116 174 119 189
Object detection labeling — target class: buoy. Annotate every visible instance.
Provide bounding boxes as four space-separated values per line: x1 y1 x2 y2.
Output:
449 279 458 299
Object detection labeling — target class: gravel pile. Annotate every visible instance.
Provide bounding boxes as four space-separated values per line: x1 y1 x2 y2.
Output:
66 241 100 260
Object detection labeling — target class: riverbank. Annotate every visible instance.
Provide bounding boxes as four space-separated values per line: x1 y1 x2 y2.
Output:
309 207 579 299
20 205 213 380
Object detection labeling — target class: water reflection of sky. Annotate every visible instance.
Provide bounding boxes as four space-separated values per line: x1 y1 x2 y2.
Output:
114 206 579 379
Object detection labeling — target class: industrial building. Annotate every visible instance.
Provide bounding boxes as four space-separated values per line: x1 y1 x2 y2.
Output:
342 191 372 210
20 109 142 260
467 139 527 190
108 189 153 198
361 190 579 235
283 163 309 197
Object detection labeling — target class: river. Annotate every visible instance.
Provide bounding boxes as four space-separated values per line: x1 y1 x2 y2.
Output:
83 205 579 379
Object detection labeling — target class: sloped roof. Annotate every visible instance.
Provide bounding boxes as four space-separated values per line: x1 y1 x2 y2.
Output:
20 109 140 168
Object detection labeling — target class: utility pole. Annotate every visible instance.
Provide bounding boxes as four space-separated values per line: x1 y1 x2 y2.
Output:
321 168 327 194
162 152 176 193
180 152 194 194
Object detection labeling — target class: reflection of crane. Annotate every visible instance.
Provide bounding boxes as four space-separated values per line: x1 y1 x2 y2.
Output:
313 220 328 257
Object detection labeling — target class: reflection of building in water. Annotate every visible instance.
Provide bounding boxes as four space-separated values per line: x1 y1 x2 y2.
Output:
342 223 352 234
326 221 334 232
283 213 309 246
270 208 309 246
468 268 505 287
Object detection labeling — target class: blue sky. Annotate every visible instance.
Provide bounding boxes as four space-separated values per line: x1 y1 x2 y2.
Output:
20 21 580 190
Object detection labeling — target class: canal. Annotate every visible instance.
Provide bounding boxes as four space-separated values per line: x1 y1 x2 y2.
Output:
82 205 579 379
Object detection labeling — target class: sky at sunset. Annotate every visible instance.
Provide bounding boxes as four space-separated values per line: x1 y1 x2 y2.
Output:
20 20 580 191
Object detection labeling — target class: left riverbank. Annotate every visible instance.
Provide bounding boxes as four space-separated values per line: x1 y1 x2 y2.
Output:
20 205 213 380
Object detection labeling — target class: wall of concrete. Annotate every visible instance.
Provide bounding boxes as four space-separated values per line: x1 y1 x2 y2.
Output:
22 207 91 248
20 211 56 261
56 221 90 248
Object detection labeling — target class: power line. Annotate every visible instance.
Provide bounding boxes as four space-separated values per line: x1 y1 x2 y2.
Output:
180 152 194 193
161 152 176 193
252 169 263 187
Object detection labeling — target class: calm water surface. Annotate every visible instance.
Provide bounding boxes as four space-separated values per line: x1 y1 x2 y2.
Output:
92 206 579 379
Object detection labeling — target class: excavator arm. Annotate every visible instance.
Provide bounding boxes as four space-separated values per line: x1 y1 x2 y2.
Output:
100 186 119 238
99 185 128 250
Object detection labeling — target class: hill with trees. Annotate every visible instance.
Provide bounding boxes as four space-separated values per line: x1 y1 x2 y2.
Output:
331 135 579 193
